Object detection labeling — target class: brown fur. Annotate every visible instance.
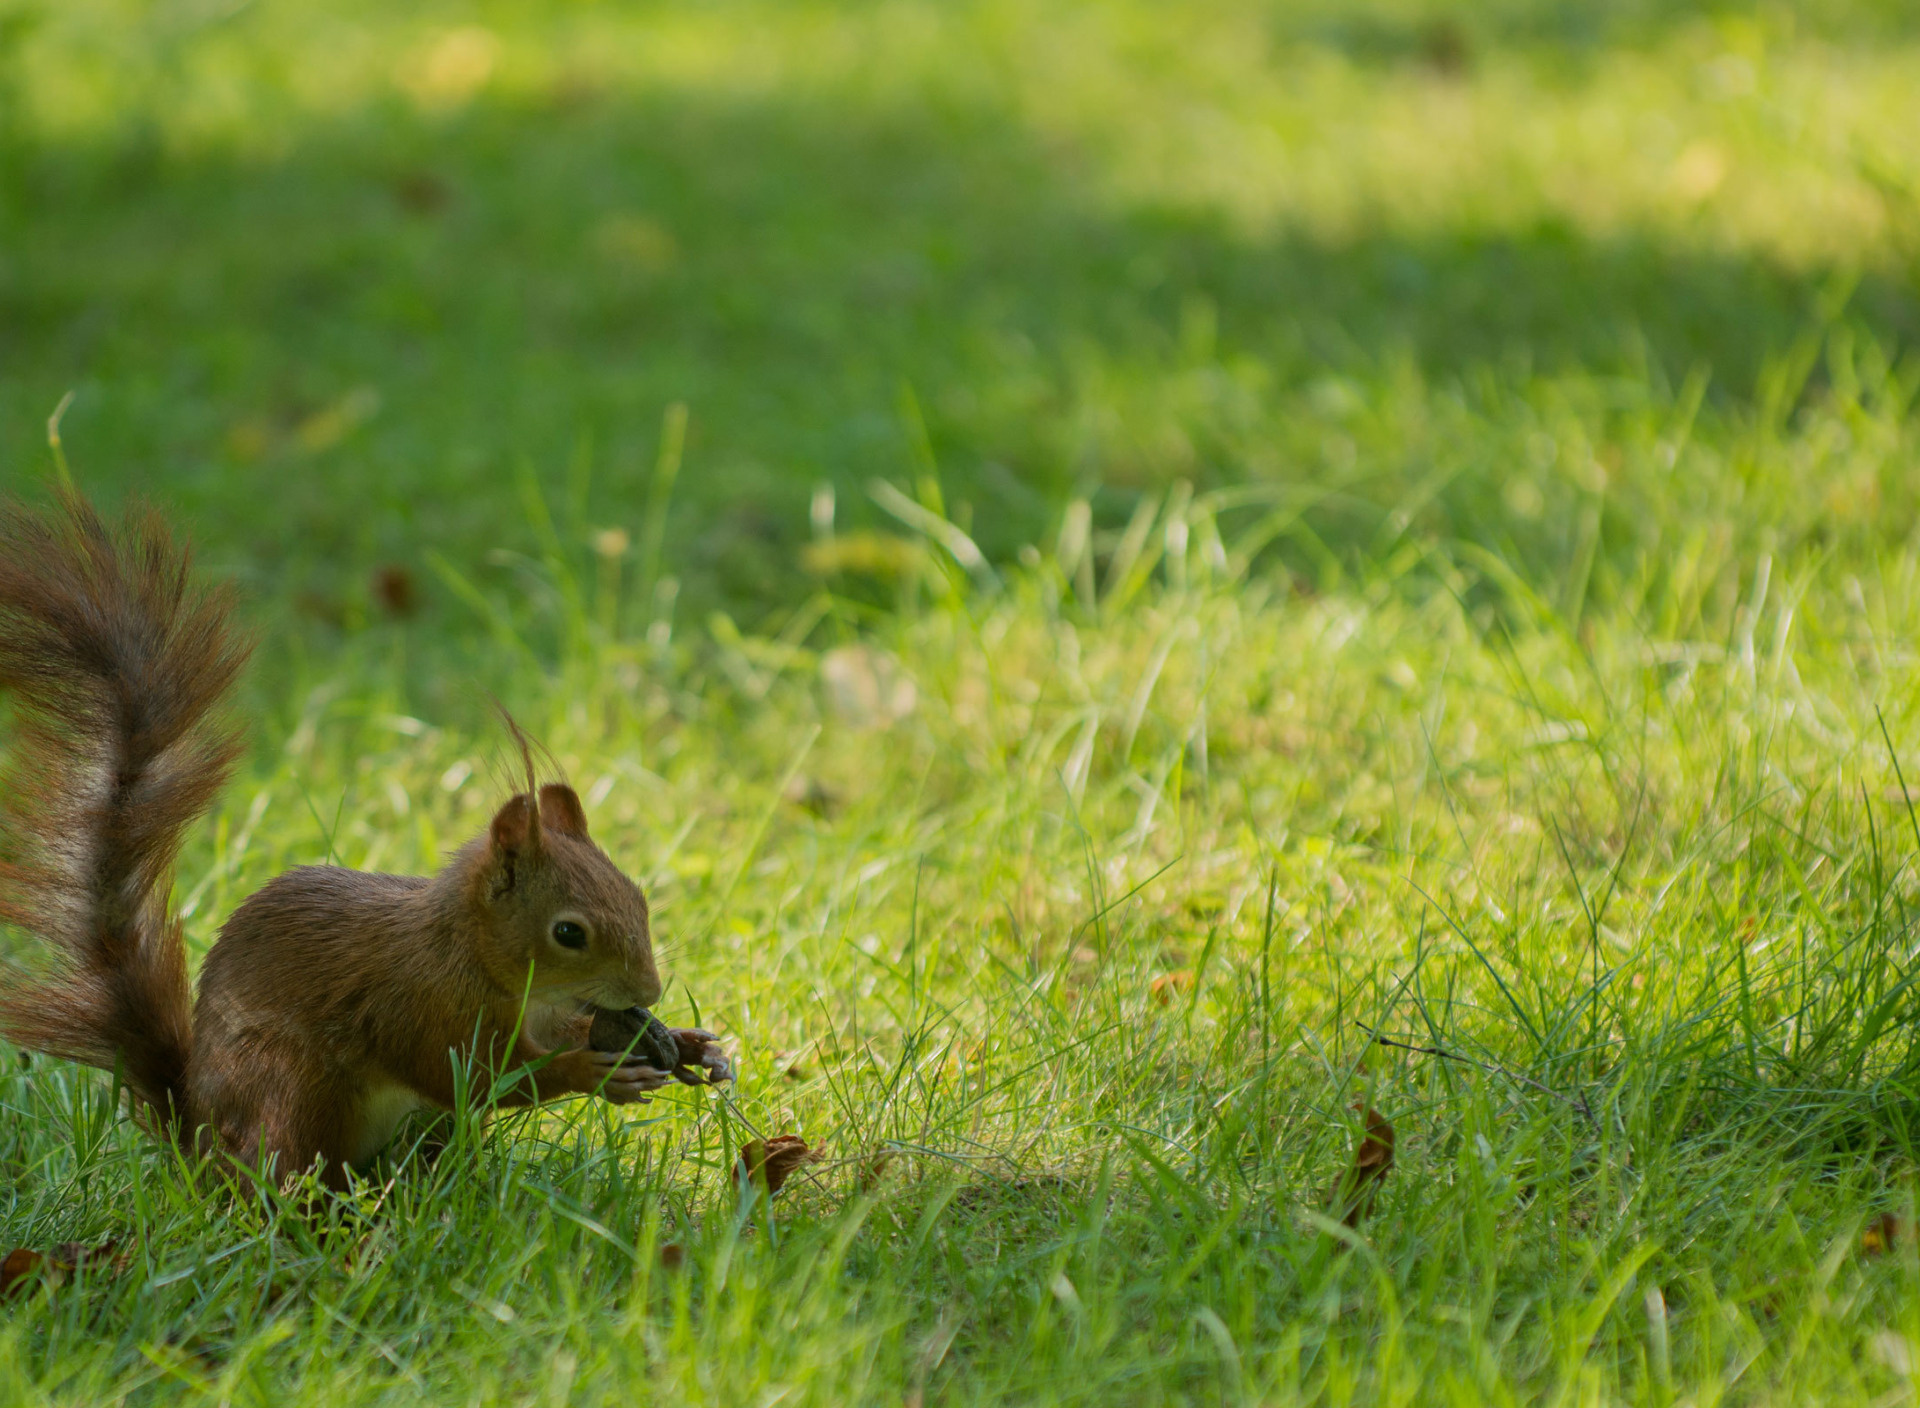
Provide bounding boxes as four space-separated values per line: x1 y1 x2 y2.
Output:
0 491 246 1127
0 493 674 1189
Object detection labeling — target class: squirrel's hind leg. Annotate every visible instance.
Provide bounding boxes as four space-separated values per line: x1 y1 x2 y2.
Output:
190 1035 359 1193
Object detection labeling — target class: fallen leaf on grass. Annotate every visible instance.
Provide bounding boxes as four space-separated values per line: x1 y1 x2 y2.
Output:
1 1240 130 1300
1862 1213 1915 1256
658 1243 686 1272
0 1250 43 1299
737 1136 825 1197
391 170 450 216
1149 971 1194 1005
371 564 418 618
1333 1107 1395 1229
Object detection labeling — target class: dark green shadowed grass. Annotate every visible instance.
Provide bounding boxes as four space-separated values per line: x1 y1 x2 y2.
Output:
5 0 1920 631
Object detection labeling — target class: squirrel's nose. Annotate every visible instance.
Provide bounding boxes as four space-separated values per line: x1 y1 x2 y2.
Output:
636 969 664 1007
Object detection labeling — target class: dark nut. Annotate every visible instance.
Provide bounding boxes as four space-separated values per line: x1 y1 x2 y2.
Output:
587 1006 680 1071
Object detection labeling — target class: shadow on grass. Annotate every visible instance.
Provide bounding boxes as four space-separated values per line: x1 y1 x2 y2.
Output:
1282 0 1920 71
1 76 1914 624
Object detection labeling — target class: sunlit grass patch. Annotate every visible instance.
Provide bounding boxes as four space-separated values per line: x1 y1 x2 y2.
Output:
10 479 1920 1400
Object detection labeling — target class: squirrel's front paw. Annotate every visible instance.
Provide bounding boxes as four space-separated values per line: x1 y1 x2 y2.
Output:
557 1048 674 1104
668 1028 733 1086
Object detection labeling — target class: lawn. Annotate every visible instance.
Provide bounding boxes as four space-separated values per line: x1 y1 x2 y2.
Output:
5 0 1920 1402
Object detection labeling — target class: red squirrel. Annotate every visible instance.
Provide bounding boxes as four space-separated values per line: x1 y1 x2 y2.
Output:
0 492 727 1190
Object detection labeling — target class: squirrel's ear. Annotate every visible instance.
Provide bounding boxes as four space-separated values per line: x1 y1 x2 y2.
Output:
489 793 539 859
538 783 590 839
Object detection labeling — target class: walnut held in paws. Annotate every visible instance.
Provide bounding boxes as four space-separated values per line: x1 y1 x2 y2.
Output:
587 1006 680 1071
588 1007 733 1086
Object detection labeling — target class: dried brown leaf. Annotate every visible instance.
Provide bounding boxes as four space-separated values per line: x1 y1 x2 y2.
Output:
1149 971 1194 1005
0 1249 46 1300
371 565 419 618
737 1135 825 1197
658 1243 686 1272
1335 1106 1395 1229
1863 1213 1915 1256
1 1239 129 1300
392 171 451 215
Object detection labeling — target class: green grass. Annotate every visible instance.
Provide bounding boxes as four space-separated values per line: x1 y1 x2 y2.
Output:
6 0 1920 1402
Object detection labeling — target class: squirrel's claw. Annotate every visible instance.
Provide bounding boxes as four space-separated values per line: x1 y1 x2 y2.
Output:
579 1049 673 1103
668 1029 733 1086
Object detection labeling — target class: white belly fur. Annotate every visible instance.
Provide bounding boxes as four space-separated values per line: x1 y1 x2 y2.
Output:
523 999 586 1049
347 1003 584 1167
350 1083 427 1166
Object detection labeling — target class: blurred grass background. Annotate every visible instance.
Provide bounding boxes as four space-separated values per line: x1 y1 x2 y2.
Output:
5 0 1919 657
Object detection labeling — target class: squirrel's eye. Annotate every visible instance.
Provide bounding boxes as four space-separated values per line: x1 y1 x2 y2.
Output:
551 920 589 950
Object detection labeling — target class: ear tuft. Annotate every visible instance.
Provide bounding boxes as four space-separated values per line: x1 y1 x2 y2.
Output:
539 783 591 839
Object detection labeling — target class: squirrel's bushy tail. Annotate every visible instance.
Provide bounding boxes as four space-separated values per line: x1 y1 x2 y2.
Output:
0 492 249 1132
